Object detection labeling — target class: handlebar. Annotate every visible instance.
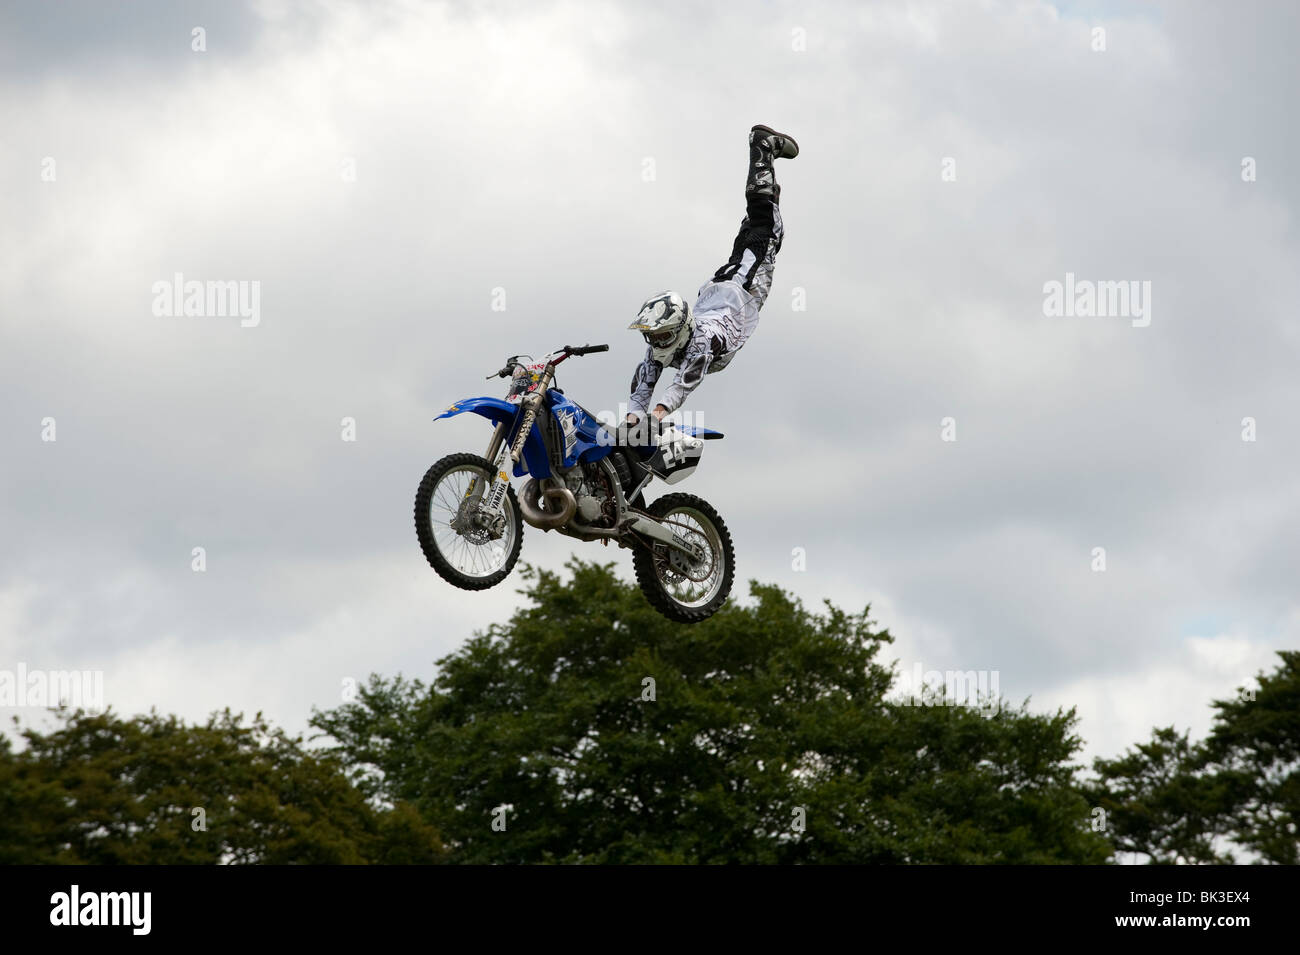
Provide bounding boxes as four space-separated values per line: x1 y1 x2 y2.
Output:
486 343 608 378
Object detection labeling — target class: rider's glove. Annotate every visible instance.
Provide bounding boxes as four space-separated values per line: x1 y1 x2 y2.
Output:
619 413 662 447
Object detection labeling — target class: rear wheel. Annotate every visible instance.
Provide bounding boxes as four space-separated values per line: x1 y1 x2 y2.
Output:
632 493 734 623
415 452 523 590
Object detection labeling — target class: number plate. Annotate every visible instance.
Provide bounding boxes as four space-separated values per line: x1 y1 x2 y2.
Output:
505 363 547 404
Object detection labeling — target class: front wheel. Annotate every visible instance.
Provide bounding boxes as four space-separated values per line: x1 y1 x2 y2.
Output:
632 493 735 623
415 452 523 590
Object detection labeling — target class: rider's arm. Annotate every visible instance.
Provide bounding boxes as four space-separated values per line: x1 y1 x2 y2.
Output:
627 346 662 419
654 332 712 415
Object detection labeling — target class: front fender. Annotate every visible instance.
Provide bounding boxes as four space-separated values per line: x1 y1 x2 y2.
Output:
436 396 517 426
435 396 550 478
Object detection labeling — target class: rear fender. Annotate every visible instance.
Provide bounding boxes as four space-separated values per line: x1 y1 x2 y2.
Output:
677 425 724 440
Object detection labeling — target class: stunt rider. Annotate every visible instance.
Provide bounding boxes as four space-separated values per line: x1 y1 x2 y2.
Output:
624 124 799 431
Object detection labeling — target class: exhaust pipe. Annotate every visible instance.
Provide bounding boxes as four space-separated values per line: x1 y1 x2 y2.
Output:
520 478 577 530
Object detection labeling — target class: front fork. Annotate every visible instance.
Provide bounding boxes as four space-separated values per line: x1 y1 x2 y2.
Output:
452 421 512 537
478 370 553 522
483 420 513 513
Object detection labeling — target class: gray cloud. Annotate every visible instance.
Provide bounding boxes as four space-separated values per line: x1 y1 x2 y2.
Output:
1 0 1296 763
0 0 266 79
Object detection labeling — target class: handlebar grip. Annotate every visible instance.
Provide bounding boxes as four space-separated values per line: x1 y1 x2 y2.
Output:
563 343 610 356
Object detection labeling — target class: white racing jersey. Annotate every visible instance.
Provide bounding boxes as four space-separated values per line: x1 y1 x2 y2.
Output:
628 277 763 416
628 187 784 417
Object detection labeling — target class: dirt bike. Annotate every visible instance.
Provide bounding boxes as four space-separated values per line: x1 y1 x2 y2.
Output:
414 343 734 623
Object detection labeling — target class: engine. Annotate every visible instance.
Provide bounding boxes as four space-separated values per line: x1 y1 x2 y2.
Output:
564 461 619 527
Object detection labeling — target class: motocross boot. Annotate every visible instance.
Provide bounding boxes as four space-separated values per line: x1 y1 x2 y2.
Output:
746 124 799 198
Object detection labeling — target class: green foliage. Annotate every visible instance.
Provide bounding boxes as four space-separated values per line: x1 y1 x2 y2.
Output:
1201 650 1300 863
1086 726 1229 864
1089 651 1300 864
22 561 1284 865
312 559 1110 864
0 708 445 864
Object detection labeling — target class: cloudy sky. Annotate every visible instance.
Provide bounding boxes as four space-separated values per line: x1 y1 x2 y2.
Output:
2 0 1297 767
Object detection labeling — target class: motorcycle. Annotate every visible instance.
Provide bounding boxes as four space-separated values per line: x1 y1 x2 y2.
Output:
414 343 734 623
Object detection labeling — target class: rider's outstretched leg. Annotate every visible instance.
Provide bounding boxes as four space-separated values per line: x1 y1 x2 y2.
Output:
709 125 799 311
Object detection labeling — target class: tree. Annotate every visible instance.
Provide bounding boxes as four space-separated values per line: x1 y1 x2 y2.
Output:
1200 651 1300 863
0 708 445 864
1084 727 1230 864
1089 651 1300 864
312 559 1110 864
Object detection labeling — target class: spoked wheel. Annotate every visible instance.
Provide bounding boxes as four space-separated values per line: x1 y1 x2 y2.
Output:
632 492 734 623
415 452 523 590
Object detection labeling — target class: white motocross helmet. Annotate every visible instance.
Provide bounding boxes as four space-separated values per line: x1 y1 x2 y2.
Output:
629 290 694 363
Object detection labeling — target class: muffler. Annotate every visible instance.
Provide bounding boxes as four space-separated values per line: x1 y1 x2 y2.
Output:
520 478 577 530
